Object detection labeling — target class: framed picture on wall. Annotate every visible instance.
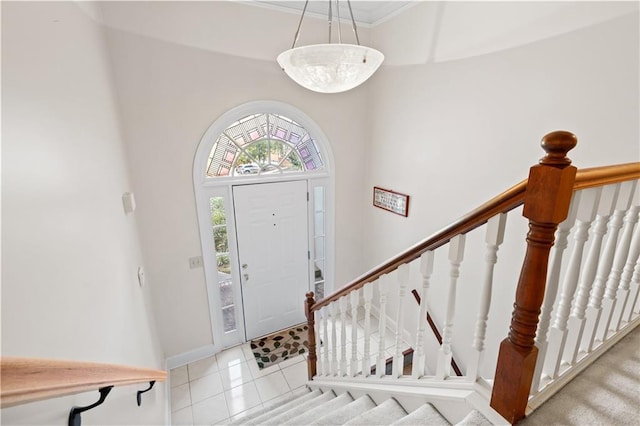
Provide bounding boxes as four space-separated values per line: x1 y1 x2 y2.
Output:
373 187 410 217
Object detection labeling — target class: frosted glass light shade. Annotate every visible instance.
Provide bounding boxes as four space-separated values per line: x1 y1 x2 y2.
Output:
277 43 384 94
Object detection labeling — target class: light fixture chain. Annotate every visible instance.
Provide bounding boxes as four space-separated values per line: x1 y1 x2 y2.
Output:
336 0 342 44
291 0 310 49
347 0 360 45
328 0 332 44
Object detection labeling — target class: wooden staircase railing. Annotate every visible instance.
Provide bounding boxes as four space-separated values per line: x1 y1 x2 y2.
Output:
0 357 166 423
491 136 640 423
303 130 640 425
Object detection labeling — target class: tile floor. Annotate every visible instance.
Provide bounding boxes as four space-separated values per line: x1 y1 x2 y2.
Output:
168 314 409 425
169 343 309 425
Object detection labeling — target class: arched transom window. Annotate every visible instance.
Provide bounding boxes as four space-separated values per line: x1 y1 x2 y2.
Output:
206 113 324 177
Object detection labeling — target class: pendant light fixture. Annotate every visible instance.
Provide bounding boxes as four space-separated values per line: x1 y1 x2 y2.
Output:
276 0 384 94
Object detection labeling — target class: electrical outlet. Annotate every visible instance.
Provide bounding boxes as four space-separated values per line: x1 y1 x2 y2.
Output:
189 256 203 269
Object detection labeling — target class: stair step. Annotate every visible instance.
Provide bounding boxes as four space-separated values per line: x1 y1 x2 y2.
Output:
344 398 407 425
309 394 377 425
229 386 311 424
229 388 476 426
262 391 335 425
390 403 450 425
239 388 321 425
456 409 492 426
283 392 354 425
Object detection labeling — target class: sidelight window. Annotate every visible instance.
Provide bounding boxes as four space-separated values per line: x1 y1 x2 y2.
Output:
210 196 236 333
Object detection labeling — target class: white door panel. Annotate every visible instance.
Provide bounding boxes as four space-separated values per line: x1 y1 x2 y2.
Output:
233 180 309 340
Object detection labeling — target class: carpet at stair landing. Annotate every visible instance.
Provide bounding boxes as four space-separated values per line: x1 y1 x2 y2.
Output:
522 324 640 425
251 324 309 369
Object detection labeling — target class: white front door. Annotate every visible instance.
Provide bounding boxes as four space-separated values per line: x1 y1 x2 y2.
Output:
233 180 310 340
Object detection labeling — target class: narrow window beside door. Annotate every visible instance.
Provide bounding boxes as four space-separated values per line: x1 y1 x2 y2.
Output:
313 186 326 300
210 196 236 333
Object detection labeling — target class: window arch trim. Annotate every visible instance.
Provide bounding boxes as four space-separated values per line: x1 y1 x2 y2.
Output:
194 101 333 185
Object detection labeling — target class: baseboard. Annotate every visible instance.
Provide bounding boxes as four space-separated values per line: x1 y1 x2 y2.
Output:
163 359 171 426
165 343 219 370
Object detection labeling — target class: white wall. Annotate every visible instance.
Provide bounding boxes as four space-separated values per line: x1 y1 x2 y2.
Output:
5 0 634 387
365 3 639 378
1 2 165 424
97 0 639 365
99 1 371 358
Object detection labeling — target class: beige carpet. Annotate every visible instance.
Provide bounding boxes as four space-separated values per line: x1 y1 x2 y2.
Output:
522 325 640 425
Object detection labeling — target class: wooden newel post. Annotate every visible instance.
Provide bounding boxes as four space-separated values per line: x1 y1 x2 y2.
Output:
305 292 317 380
490 131 577 424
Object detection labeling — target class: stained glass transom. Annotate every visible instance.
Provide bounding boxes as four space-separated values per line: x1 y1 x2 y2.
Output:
206 113 324 177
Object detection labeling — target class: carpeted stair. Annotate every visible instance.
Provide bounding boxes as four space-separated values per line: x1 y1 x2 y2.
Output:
227 325 640 426
229 387 491 425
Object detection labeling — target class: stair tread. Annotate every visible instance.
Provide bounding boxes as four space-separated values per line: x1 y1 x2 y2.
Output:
344 398 408 425
283 392 354 425
262 391 335 425
308 394 377 425
390 403 451 426
456 409 492 426
240 388 321 425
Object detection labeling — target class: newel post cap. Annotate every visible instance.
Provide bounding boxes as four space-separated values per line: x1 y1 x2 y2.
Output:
539 131 578 166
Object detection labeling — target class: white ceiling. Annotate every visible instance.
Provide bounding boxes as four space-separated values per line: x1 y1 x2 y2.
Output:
255 1 413 26
95 1 639 66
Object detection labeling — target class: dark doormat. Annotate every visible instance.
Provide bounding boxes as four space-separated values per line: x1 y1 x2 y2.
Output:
250 323 309 370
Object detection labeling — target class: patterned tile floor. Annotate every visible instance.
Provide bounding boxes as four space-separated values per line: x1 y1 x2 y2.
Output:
169 315 408 425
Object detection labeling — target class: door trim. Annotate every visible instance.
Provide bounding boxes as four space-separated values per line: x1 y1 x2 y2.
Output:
193 101 335 350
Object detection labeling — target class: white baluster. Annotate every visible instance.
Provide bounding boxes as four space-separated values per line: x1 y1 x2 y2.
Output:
544 189 598 379
563 190 610 365
339 296 349 376
469 214 507 381
436 235 466 379
614 208 640 331
321 307 329 376
350 289 360 376
392 264 410 377
376 275 389 377
329 302 338 376
315 309 323 376
624 258 640 322
412 251 434 379
583 182 632 352
361 283 374 377
532 191 581 391
598 186 639 342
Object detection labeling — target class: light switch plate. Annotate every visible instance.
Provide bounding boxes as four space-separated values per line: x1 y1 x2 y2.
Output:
122 192 136 214
189 256 203 269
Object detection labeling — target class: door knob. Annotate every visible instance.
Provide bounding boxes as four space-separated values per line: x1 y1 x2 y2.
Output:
242 264 248 269
243 273 249 281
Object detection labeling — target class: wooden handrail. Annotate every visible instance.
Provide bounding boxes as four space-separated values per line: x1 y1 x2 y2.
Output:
311 180 528 312
310 161 639 314
574 162 640 190
0 357 166 408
